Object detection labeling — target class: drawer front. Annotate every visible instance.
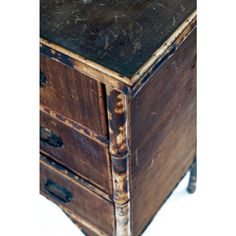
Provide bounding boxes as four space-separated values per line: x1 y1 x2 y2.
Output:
40 158 115 235
40 53 108 136
40 111 112 194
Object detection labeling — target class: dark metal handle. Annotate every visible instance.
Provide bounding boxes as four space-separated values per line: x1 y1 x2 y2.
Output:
45 179 73 204
40 127 63 148
40 70 47 87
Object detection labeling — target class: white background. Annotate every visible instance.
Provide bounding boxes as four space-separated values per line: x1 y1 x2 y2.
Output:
0 1 236 235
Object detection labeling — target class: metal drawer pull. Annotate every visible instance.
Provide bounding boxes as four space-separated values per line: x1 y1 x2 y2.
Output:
40 70 47 87
40 127 63 148
45 179 73 204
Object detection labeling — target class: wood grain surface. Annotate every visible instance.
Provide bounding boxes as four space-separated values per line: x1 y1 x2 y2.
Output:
40 110 112 194
40 158 115 235
130 29 196 235
41 0 196 77
40 53 108 136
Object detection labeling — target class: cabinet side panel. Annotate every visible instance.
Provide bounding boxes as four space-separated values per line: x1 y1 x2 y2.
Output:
130 30 196 235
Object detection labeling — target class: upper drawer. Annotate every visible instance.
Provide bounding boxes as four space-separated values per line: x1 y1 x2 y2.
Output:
40 54 108 136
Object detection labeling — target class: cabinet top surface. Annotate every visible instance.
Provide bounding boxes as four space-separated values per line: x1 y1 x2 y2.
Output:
41 0 196 79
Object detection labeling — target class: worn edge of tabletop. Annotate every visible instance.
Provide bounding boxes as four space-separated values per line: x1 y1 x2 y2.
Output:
40 10 196 91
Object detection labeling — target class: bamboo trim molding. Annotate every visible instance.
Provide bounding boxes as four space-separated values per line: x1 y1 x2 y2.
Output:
106 87 130 203
106 86 131 235
115 202 131 236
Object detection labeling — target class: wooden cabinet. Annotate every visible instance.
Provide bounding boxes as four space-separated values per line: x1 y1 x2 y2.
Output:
40 1 197 235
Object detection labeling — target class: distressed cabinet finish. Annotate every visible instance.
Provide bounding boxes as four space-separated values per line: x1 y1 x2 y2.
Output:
40 1 197 235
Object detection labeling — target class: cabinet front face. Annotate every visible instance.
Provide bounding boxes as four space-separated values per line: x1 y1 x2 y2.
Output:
40 54 108 136
40 158 115 236
40 111 112 194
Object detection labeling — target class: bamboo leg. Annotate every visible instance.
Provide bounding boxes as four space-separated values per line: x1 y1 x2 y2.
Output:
187 159 197 194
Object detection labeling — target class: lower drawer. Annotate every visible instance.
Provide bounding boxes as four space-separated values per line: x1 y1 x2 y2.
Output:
40 157 115 236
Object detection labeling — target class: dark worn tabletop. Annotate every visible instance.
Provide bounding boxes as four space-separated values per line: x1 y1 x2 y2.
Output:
40 0 196 78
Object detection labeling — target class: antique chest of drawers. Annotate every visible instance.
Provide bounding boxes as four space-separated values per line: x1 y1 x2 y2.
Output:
40 1 197 235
